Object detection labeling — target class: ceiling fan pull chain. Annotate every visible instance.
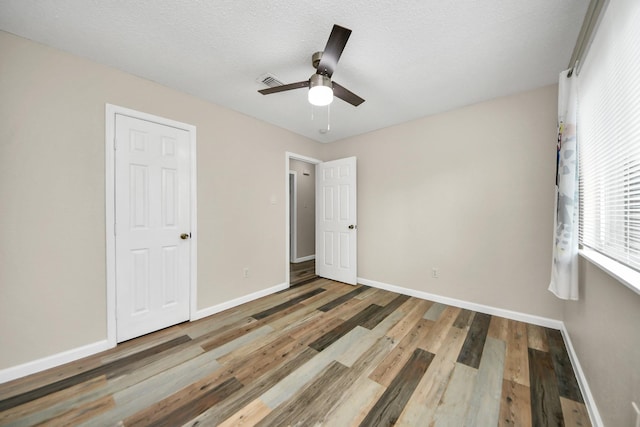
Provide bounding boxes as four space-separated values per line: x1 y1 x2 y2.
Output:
327 104 331 132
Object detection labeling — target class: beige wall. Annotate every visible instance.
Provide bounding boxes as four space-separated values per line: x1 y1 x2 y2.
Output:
324 85 564 319
0 31 322 370
289 159 315 259
564 259 640 426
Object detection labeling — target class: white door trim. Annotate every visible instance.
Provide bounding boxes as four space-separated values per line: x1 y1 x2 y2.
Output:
106 104 197 347
289 171 298 263
285 152 321 286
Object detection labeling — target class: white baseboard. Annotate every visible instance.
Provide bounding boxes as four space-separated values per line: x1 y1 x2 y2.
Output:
292 255 315 263
192 282 289 321
358 277 563 329
560 324 604 427
0 339 112 384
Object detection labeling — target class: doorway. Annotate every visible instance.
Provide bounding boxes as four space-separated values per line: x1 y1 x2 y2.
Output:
285 153 358 286
288 157 318 285
286 153 321 286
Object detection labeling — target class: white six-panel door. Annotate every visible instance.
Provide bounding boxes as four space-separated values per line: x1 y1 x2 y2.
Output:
115 114 191 342
316 157 357 285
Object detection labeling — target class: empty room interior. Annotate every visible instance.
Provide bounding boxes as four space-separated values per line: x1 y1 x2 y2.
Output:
0 1 639 426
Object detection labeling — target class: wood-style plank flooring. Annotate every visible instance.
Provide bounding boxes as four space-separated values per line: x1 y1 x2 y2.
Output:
290 260 317 286
0 278 591 426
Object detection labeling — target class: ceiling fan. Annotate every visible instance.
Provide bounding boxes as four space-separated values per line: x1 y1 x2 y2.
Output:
258 24 365 107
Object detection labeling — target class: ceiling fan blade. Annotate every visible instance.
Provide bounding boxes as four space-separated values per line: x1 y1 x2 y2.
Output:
258 80 309 95
332 81 365 106
316 25 352 78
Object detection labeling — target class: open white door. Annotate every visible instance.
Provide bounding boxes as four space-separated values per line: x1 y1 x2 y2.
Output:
115 114 192 342
316 157 357 285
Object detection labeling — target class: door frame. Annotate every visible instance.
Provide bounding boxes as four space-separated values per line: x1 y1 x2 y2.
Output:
289 171 298 263
105 104 197 347
285 152 321 285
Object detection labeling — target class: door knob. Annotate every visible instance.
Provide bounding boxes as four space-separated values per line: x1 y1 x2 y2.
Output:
180 233 190 240
348 225 357 229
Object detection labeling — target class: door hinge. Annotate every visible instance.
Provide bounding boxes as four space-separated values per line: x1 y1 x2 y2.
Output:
113 138 118 151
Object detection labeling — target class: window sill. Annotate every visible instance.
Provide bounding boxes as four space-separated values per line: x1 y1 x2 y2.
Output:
579 248 640 296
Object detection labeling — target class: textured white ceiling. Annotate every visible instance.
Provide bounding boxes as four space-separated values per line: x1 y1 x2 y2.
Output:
0 0 588 143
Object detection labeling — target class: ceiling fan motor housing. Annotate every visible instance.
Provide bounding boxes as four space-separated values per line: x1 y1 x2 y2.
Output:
309 73 332 89
312 51 323 70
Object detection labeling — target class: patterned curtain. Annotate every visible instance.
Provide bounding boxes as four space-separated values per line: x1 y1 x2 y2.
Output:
549 69 579 300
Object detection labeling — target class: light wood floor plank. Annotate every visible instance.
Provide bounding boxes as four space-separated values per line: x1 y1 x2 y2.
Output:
504 319 530 387
215 398 271 427
526 323 549 352
499 378 532 427
464 336 506 427
323 376 385 427
560 397 592 427
420 305 461 354
385 299 433 341
431 363 478 427
424 302 447 321
488 314 510 342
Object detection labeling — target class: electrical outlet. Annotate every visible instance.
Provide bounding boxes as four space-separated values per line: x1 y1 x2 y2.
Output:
432 268 439 278
632 401 640 427
243 267 250 278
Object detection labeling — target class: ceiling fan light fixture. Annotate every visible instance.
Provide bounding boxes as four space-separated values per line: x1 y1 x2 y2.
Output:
308 74 333 106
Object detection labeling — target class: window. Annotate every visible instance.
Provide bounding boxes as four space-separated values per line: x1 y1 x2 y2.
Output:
577 0 640 288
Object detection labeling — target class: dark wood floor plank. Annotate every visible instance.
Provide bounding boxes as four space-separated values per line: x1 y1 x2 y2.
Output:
308 304 383 352
317 285 369 312
359 348 435 427
289 260 318 286
360 294 411 330
456 312 491 368
0 335 191 412
250 288 326 320
529 347 565 427
546 328 584 403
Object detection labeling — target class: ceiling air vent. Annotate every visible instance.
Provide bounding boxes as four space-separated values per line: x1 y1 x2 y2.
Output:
257 73 284 88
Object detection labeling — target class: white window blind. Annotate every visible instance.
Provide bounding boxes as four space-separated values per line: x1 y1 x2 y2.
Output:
578 0 640 273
